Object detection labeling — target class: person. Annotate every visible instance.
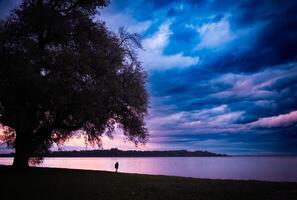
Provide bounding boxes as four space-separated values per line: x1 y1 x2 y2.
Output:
115 162 119 173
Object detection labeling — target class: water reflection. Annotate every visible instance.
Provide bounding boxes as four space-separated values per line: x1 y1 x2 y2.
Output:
1 157 297 182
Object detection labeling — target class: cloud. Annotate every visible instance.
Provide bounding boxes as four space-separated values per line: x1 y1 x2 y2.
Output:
140 21 199 70
148 62 297 152
148 111 185 129
100 5 200 71
147 104 245 135
103 0 297 73
207 63 297 104
100 10 152 33
248 111 297 128
142 22 171 50
211 1 297 72
182 105 244 129
196 17 234 49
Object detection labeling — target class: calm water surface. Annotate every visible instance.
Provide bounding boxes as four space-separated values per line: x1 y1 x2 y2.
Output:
1 157 297 182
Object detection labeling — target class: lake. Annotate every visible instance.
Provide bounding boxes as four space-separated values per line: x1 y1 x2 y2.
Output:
1 157 297 182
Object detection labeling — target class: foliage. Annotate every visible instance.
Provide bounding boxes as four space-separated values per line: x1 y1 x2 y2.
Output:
0 0 148 166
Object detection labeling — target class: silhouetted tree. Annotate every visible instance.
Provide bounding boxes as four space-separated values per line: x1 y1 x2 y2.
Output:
0 0 148 168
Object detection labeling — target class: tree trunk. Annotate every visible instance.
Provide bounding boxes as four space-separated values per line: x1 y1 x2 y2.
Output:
13 151 30 168
12 131 31 168
12 106 35 168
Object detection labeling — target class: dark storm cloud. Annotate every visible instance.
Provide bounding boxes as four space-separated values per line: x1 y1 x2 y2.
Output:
151 63 297 116
208 0 297 72
135 0 297 73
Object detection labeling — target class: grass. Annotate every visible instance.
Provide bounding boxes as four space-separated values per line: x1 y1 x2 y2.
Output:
1 165 297 200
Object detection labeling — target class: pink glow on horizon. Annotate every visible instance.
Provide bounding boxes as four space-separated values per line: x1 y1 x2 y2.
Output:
61 133 162 151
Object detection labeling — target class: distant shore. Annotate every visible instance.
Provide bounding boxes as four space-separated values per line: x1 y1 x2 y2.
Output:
0 148 227 157
1 165 296 200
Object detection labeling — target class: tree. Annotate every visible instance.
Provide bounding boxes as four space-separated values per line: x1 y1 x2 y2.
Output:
0 0 148 168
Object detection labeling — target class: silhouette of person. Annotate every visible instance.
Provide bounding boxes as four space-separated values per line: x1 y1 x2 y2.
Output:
115 162 119 173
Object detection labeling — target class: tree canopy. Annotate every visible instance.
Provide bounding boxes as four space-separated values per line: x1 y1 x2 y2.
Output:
0 0 148 167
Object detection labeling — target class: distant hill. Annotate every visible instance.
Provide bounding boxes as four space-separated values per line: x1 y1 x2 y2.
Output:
1 148 227 157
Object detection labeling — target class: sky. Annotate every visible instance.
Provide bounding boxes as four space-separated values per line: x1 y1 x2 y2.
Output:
1 0 297 155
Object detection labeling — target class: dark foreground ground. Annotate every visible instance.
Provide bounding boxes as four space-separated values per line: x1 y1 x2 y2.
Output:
1 165 297 200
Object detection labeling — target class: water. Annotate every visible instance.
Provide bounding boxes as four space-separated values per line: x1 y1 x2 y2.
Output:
1 157 297 182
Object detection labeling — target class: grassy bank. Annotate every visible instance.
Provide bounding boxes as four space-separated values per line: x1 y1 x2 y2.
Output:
1 165 296 200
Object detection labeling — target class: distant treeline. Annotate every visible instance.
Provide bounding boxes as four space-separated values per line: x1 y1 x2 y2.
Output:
0 148 227 157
